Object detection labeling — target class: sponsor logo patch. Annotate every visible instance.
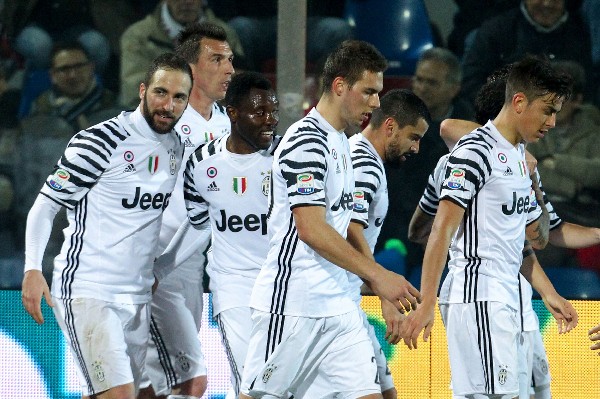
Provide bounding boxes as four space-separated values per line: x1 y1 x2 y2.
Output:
181 124 191 135
503 166 513 176
444 168 465 189
123 164 136 173
353 190 366 211
48 169 70 190
184 137 194 148
296 173 315 194
207 181 219 191
498 153 507 163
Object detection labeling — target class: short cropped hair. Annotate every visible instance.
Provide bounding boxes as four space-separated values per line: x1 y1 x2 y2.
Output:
369 89 431 129
175 22 228 64
225 71 273 108
321 40 387 95
418 47 462 84
143 52 193 89
505 55 573 104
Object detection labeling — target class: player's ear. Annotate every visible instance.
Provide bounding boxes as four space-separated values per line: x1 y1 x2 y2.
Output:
332 76 346 96
226 105 237 122
384 117 395 137
512 92 527 114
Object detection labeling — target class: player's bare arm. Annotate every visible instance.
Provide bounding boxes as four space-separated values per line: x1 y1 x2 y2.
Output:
439 118 480 149
293 205 420 313
549 222 600 248
525 172 549 249
520 242 578 333
408 207 434 245
401 199 464 350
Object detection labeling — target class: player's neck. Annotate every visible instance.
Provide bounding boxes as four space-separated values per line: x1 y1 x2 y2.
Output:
316 94 347 132
493 110 521 147
361 126 385 161
188 89 215 120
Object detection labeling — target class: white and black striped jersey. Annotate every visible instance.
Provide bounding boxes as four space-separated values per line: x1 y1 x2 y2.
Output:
348 133 388 303
157 103 230 252
418 152 562 331
41 110 184 304
183 133 279 315
437 121 542 309
250 108 357 317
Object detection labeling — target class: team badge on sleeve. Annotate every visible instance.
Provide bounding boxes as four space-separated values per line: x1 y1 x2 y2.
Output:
233 176 247 195
296 173 315 194
353 190 366 210
48 169 70 190
444 168 466 189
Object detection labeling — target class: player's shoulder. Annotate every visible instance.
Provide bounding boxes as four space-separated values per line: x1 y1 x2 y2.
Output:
190 134 228 164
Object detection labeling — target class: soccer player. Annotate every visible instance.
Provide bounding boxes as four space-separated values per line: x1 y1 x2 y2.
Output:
425 63 593 399
140 23 234 399
400 55 573 398
179 71 278 396
239 40 421 399
348 89 430 399
410 151 578 399
21 53 193 399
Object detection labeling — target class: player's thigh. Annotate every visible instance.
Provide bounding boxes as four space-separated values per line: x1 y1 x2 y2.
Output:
216 307 253 393
297 310 381 399
144 288 206 395
240 310 327 398
441 302 520 397
53 297 148 397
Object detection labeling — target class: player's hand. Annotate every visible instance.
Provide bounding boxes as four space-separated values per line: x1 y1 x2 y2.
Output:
380 297 406 344
21 270 54 324
589 323 600 354
542 293 578 333
371 269 421 313
399 301 435 350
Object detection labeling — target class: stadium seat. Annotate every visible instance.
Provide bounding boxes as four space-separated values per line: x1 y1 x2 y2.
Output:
345 0 434 76
534 267 600 300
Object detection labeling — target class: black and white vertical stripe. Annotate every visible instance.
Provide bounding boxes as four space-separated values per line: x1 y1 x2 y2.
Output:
63 298 95 395
149 315 178 388
475 301 495 394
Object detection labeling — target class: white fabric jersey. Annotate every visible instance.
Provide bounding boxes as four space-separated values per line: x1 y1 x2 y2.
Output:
184 134 279 315
437 121 542 309
41 110 183 304
158 102 230 252
420 154 562 329
348 133 388 304
250 108 356 317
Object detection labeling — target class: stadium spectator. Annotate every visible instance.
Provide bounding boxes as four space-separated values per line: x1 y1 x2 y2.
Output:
120 0 244 108
461 0 592 104
27 41 117 131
